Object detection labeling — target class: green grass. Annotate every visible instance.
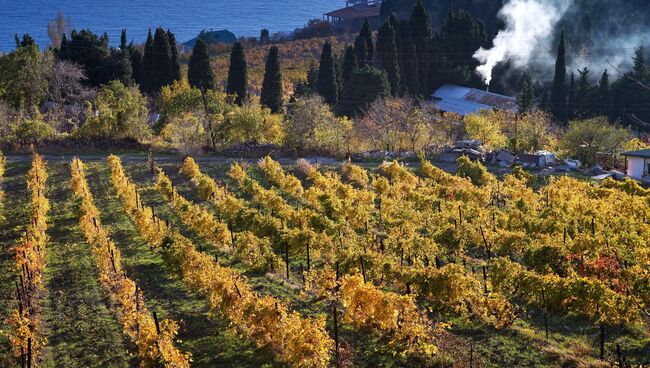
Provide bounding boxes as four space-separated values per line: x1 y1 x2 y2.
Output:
85 161 276 367
39 162 133 368
0 161 30 366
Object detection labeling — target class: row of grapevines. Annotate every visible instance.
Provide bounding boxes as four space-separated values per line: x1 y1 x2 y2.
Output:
283 159 515 328
415 158 650 327
107 156 334 368
155 169 282 272
182 158 451 360
0 150 5 221
180 158 336 262
71 158 191 367
6 154 50 365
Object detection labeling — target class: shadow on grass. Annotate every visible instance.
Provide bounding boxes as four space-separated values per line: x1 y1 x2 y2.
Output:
86 161 276 367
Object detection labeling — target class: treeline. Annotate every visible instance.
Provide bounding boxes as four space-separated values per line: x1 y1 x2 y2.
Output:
378 0 650 130
544 32 650 130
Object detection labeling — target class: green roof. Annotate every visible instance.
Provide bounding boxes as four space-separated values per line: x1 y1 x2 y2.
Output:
622 149 650 158
183 30 237 47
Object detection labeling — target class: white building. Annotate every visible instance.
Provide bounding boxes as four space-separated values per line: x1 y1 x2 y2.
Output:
622 149 650 181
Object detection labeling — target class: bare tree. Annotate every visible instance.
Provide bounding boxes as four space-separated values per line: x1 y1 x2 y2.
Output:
46 59 92 104
47 11 72 49
361 96 431 152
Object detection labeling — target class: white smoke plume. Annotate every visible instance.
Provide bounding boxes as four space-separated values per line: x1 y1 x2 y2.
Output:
473 0 571 85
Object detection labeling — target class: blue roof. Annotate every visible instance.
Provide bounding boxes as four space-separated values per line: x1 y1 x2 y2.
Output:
430 84 517 116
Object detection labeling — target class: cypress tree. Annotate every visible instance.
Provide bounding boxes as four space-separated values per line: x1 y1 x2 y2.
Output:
341 45 358 86
120 29 127 50
227 42 248 105
356 19 374 66
317 41 339 105
567 72 576 120
576 67 592 118
354 36 369 68
517 72 533 113
550 31 567 122
141 29 154 93
340 66 390 116
410 0 432 95
598 69 610 117
149 28 173 93
633 45 647 81
540 90 550 112
129 46 142 86
398 20 419 95
167 30 181 82
260 46 283 113
376 19 400 95
188 38 215 92
379 0 395 23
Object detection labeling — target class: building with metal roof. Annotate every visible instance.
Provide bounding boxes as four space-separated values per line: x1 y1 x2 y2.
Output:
430 84 518 116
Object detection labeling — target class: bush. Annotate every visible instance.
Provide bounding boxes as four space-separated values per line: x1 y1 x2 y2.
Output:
456 156 493 186
13 116 55 147
162 112 206 156
79 80 150 140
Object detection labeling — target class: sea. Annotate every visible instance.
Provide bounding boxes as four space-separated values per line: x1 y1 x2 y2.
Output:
1 0 337 52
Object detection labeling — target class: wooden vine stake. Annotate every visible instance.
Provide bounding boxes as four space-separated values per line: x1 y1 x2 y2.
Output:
153 311 161 335
284 242 289 280
332 304 339 365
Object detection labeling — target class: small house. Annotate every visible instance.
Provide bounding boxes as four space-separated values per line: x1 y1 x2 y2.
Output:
622 149 650 181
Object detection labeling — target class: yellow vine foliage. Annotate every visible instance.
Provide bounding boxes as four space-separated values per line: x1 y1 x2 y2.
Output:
338 274 439 358
7 154 49 362
156 169 282 272
109 155 333 368
71 158 191 367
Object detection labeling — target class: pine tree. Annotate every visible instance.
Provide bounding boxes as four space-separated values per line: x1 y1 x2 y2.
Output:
550 31 567 122
341 45 358 87
410 0 432 95
260 46 283 113
356 19 374 66
140 29 154 93
227 42 248 105
517 72 533 113
167 30 181 82
376 19 400 95
398 20 419 95
567 72 576 120
598 69 610 117
188 38 215 92
317 41 338 105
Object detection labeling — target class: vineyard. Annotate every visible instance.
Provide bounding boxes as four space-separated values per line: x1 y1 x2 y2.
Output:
0 152 648 367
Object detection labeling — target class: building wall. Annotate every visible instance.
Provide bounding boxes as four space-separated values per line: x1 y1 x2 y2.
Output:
627 157 647 179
